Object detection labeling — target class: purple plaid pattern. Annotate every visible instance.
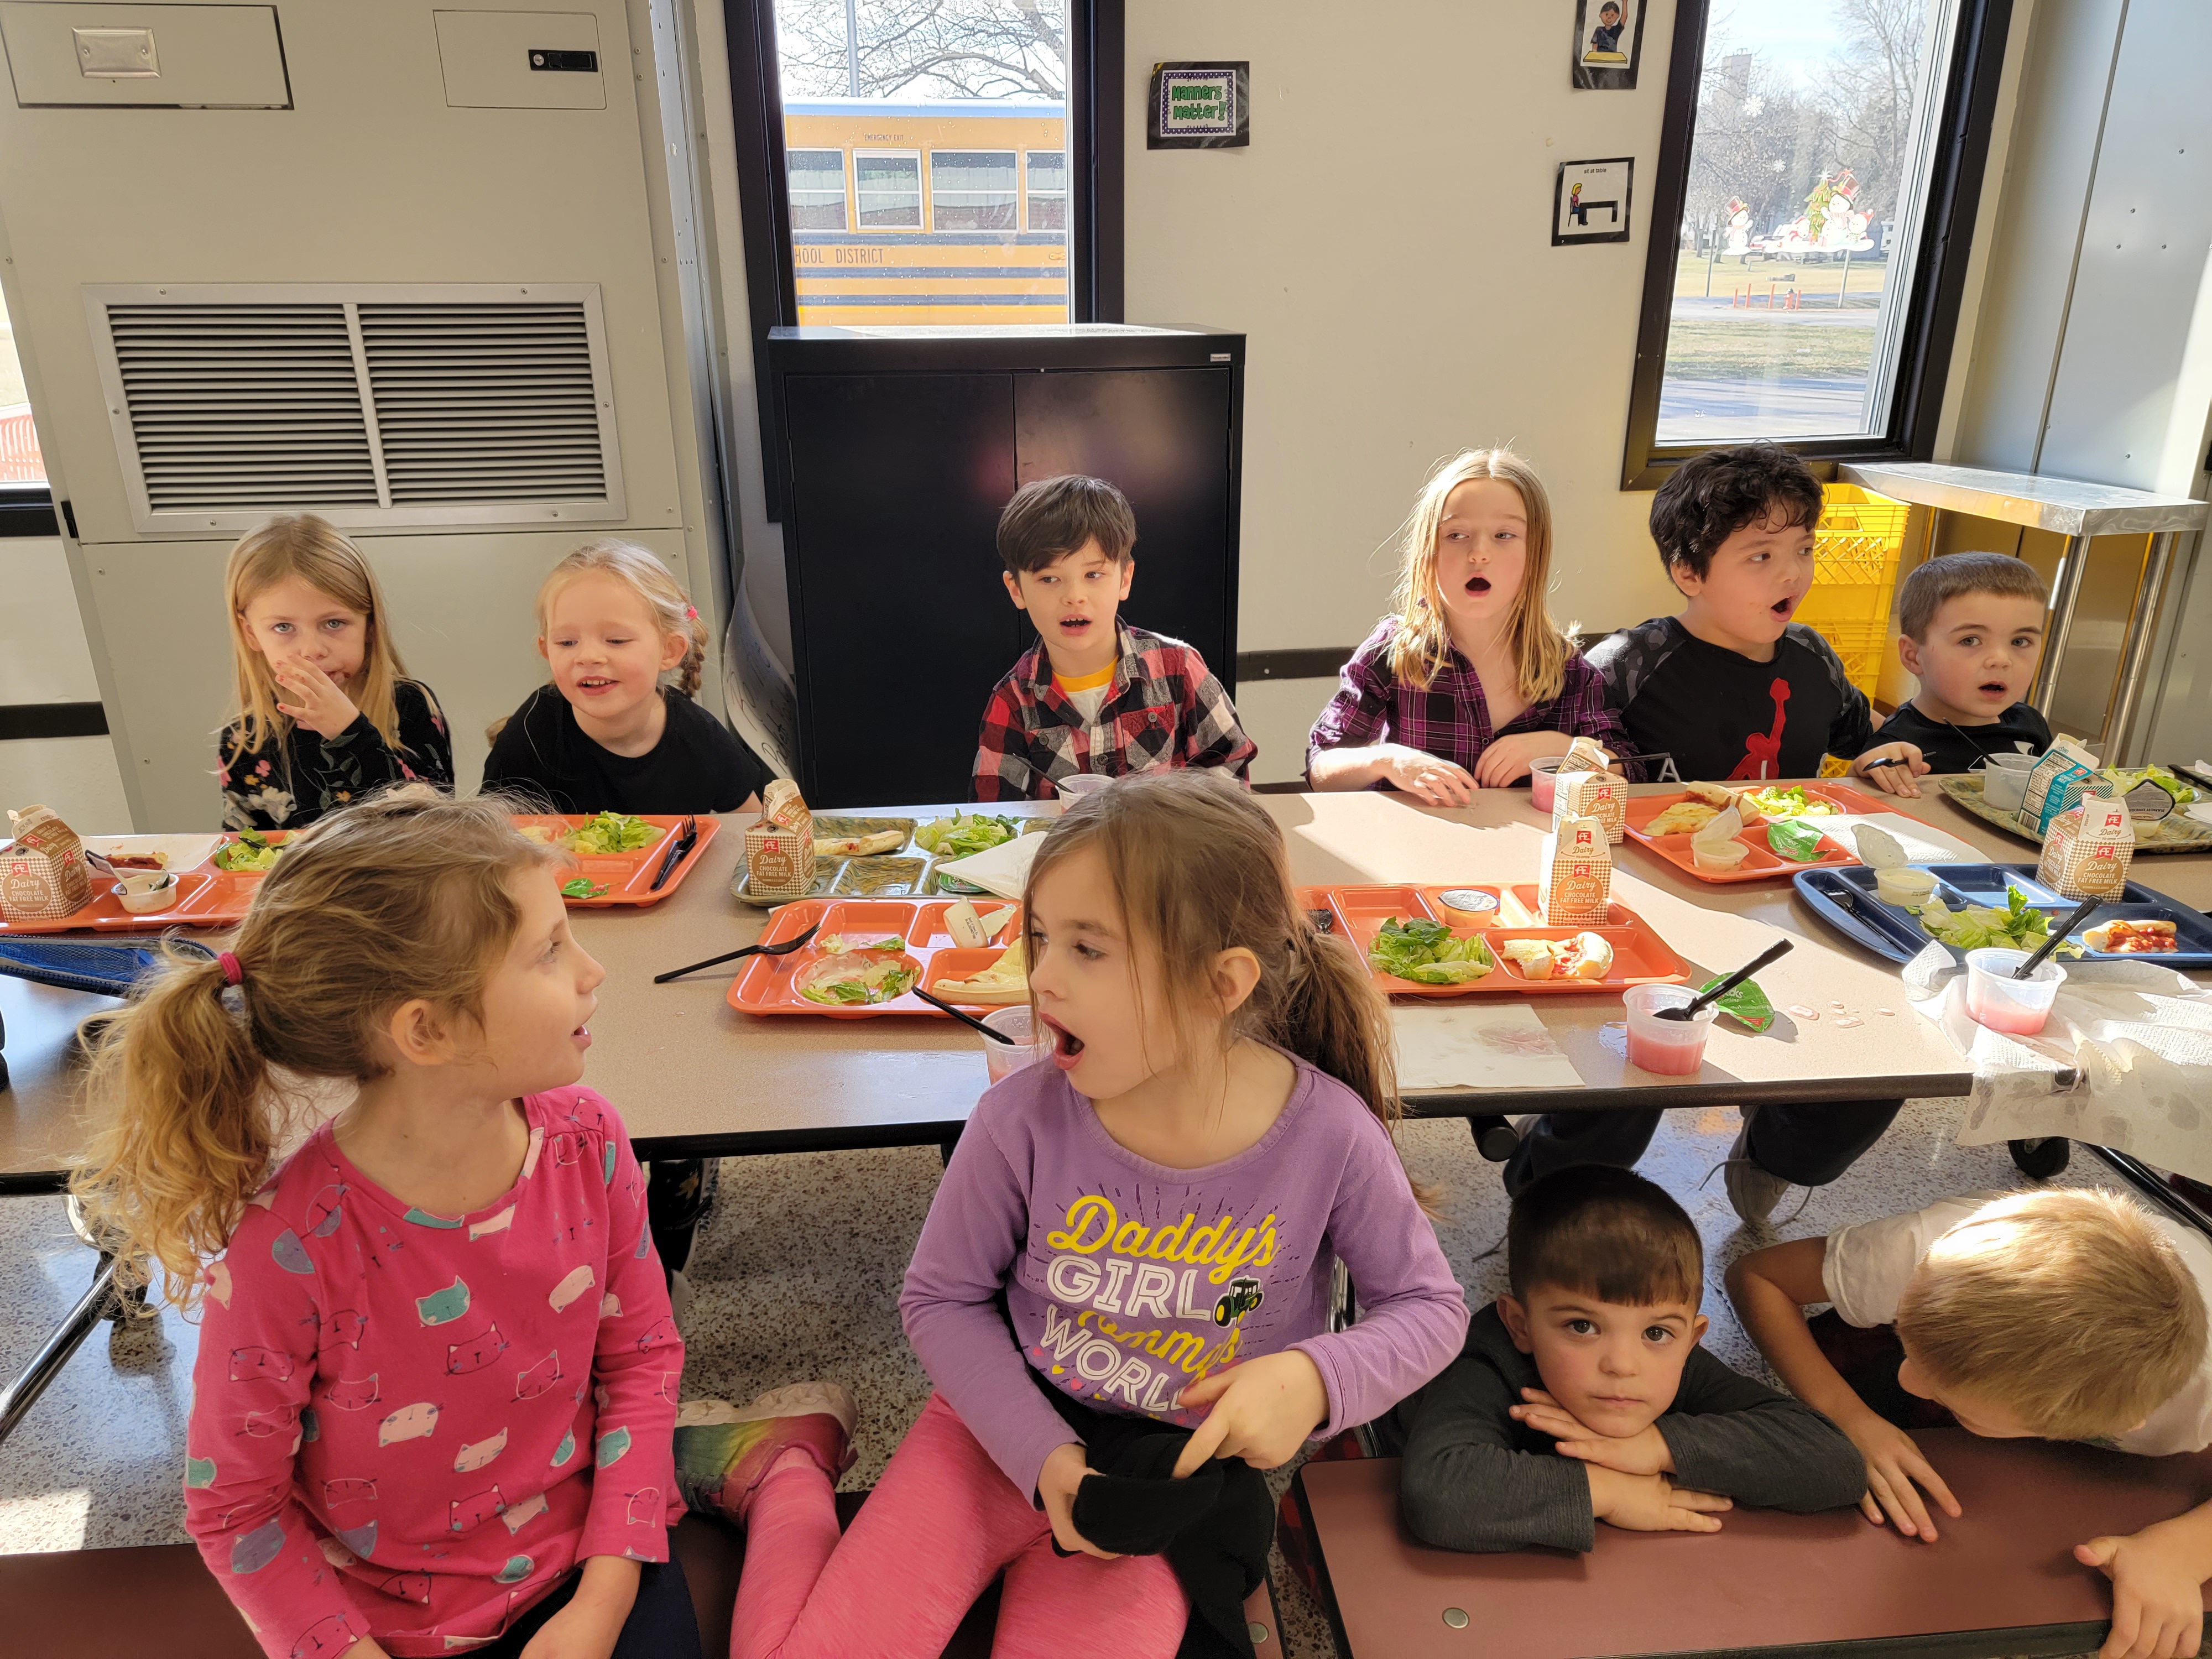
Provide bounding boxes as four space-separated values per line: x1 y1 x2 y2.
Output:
1305 618 1634 780
972 623 1256 802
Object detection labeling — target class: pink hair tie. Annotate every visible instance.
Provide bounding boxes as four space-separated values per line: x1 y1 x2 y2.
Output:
218 951 246 987
684 605 698 621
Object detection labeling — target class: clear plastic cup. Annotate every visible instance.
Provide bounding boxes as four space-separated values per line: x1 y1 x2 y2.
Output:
1621 984 1717 1076
1530 758 1566 815
1692 839 1750 874
1055 773 1114 809
981 1004 1052 1083
1980 753 2036 813
1873 867 1937 907
1963 947 2065 1036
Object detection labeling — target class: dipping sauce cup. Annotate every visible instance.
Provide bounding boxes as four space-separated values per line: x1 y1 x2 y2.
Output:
1622 984 1717 1076
1055 773 1113 810
981 1004 1051 1084
1980 753 2037 814
1874 867 1938 907
1963 947 2065 1036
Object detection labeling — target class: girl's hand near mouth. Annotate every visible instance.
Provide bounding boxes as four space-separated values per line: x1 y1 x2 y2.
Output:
272 657 359 740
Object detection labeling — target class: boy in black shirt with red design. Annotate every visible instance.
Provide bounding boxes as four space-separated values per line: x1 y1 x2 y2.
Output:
1587 445 1923 791
1517 446 1915 1223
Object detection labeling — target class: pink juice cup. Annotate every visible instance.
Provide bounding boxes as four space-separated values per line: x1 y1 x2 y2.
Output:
1530 758 1566 815
1622 984 1716 1076
980 1004 1051 1084
1963 947 2065 1036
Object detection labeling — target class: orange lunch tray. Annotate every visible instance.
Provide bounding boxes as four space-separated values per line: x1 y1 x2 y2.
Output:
0 830 298 935
514 815 722 907
1623 784 1880 885
727 897 1025 1020
1297 883 1689 998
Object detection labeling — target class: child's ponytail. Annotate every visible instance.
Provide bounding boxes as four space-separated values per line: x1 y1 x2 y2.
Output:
1026 771 1433 1203
71 788 562 1307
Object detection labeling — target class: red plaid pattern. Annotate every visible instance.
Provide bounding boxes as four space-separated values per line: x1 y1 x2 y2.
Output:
972 624 1256 802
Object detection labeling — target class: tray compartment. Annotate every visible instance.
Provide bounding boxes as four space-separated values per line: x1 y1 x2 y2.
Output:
921 945 1029 1004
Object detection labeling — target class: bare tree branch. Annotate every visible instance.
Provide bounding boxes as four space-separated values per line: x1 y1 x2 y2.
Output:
775 0 1068 99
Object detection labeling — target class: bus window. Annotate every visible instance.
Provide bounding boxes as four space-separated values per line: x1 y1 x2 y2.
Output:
1025 150 1065 231
786 149 848 231
931 150 1017 232
855 152 922 229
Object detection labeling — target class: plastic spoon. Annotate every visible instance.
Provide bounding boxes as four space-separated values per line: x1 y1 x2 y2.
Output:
2015 896 2099 979
1652 938 1795 1021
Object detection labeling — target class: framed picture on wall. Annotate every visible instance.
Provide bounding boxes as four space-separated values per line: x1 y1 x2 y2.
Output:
1553 158 1634 246
1571 0 1646 90
1147 62 1251 149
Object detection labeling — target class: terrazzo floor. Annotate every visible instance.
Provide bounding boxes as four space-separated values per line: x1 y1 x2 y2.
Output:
0 1098 2113 1656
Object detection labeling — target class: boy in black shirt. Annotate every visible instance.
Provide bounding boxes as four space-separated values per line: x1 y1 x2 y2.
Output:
1587 445 1922 791
1524 447 1917 1218
1397 1166 1863 1553
1871 552 2053 774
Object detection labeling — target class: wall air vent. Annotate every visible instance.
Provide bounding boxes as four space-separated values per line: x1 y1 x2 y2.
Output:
84 283 625 534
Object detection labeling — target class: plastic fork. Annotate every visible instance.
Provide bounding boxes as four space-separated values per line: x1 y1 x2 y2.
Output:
654 924 820 984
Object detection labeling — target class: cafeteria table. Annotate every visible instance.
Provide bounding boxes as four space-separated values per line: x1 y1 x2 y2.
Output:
4 784 2209 1441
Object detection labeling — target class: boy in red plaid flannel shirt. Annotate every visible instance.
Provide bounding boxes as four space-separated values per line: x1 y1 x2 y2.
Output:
971 475 1255 802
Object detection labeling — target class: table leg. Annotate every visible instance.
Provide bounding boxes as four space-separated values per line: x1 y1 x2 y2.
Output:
2102 531 2178 764
0 1254 117 1448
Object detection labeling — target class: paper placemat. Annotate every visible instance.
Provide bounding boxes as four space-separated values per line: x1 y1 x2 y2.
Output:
1783 812 1980 865
1392 1001 1584 1091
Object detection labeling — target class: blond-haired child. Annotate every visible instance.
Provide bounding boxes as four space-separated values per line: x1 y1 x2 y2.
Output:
1306 448 1631 804
217 514 451 829
483 540 764 813
1729 1188 2211 1659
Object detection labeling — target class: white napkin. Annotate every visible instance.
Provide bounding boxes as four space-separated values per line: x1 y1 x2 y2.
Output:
932 830 1049 900
1392 1002 1585 1092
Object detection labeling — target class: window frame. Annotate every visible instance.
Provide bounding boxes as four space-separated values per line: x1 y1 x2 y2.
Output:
852 147 926 231
1025 147 1068 232
1619 0 2015 489
721 0 1121 519
784 145 850 232
927 147 1020 233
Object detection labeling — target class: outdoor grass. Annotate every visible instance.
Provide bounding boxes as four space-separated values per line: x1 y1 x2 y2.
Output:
1673 249 1890 303
1662 318 1876 381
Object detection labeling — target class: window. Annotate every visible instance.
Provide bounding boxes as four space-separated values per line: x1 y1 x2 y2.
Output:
931 149 1018 231
785 148 848 230
1622 0 2012 486
1025 149 1066 230
0 285 46 488
853 150 922 229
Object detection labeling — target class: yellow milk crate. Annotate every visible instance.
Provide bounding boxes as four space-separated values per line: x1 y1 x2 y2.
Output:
1797 483 1910 697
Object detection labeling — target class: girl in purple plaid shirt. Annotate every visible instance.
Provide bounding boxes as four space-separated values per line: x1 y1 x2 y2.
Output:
1307 449 1632 804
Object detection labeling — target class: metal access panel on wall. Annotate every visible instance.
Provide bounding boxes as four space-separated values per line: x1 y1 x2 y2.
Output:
0 2 290 108
84 282 627 535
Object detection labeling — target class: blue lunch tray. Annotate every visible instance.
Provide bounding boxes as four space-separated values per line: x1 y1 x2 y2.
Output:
1792 863 2212 969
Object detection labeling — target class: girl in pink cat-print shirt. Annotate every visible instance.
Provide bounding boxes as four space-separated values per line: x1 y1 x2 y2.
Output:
74 793 690 1659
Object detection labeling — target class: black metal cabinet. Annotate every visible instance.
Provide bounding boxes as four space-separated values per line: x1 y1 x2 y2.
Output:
768 326 1244 806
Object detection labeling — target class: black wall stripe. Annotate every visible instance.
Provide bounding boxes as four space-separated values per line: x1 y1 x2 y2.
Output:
0 702 108 741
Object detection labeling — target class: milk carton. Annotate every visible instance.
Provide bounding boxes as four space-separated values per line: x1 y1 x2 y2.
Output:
1 805 92 922
1553 768 1626 844
743 779 817 902
2017 735 2100 836
1538 813 1613 925
2037 790 2135 900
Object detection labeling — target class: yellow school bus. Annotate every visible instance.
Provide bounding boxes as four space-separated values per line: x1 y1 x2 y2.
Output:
782 98 1069 326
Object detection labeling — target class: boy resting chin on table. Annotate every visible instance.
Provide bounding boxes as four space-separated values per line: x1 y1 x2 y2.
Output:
1391 1166 1864 1553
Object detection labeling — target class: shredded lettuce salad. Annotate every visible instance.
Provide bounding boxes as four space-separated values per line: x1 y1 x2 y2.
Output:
565 812 658 854
798 956 917 1005
914 814 1020 859
1915 886 2081 955
1366 916 1495 984
1743 786 1834 820
213 831 284 873
818 934 906 955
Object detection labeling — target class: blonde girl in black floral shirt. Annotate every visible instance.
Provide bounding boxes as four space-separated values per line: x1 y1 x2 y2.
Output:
216 514 452 830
